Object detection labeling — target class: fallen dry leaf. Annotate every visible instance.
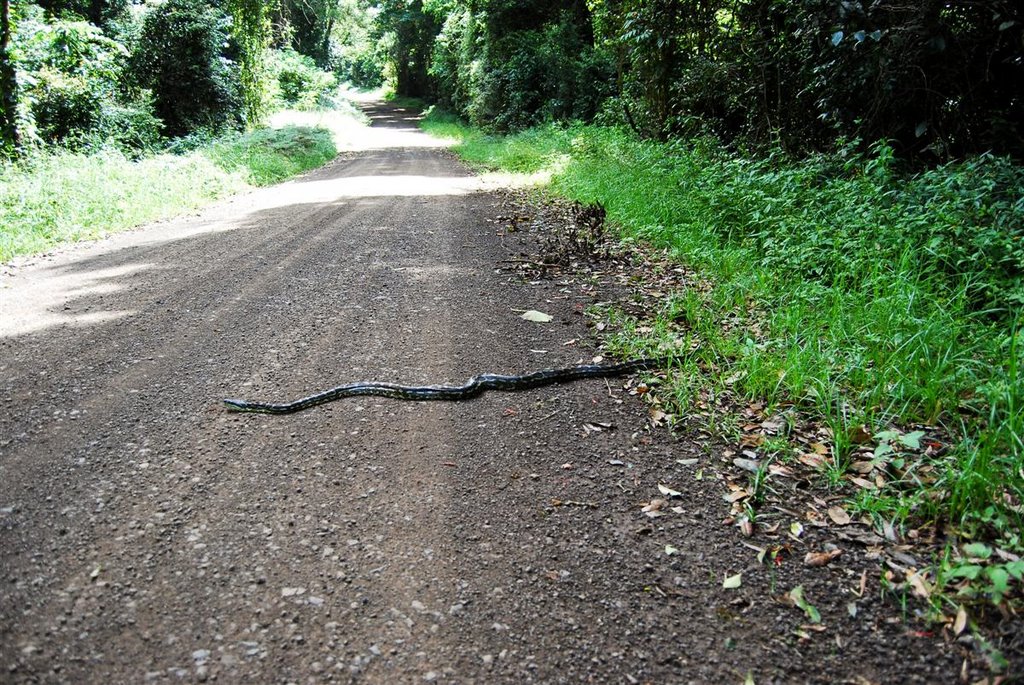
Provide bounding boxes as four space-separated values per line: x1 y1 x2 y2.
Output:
733 457 760 473
804 549 843 567
798 453 826 469
658 483 682 498
906 569 933 599
953 605 968 636
849 424 873 444
827 506 852 526
855 569 868 597
849 460 875 474
642 499 668 517
724 489 750 503
723 573 743 589
740 433 765 448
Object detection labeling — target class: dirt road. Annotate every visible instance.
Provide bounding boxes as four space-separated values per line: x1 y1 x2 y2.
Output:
1 104 977 683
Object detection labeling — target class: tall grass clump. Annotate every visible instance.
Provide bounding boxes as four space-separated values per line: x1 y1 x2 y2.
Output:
204 125 336 185
0 124 337 262
425 113 1024 566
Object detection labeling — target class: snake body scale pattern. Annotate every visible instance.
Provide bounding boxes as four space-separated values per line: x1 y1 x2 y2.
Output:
223 357 671 415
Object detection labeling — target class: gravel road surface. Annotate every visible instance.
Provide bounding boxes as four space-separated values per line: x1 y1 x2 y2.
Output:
1 103 976 683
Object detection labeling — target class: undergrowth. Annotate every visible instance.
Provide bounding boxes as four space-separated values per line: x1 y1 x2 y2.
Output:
0 124 337 262
205 125 336 186
423 108 1024 608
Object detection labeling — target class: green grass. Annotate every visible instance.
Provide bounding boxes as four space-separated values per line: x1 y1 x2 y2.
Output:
205 125 336 186
423 109 1024 605
421 107 573 173
0 124 337 262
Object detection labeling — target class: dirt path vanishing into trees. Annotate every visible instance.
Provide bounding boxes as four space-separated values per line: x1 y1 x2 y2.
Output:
0 103 991 683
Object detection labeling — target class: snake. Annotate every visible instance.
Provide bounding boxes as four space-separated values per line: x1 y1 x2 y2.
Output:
223 357 670 415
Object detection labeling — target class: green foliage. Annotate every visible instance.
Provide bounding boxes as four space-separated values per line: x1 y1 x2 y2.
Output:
0 147 245 259
426 116 1024 578
421 105 573 172
279 0 338 67
11 11 160 151
362 0 1024 157
204 124 336 185
0 123 336 260
331 0 384 88
812 0 1023 159
227 0 273 127
594 0 1024 159
428 1 610 131
129 0 242 138
34 0 128 31
940 517 1024 605
267 48 337 110
373 0 440 97
1 0 17 157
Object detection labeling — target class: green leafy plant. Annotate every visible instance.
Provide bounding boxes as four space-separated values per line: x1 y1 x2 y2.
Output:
941 541 1024 605
12 10 159 152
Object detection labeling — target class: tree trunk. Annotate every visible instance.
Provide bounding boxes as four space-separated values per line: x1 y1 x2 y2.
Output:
1 0 19 157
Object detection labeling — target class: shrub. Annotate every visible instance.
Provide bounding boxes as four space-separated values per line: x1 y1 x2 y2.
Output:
430 6 612 132
267 49 337 110
204 125 336 185
95 98 164 153
28 67 101 142
129 0 242 137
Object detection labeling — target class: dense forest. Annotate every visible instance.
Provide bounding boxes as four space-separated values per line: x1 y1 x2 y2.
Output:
1 0 1023 626
0 0 381 155
382 0 1024 161
1 0 1021 160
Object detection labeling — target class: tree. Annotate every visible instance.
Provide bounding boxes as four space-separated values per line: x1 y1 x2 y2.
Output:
228 0 274 127
130 0 242 137
333 0 384 88
423 0 609 129
374 0 439 98
279 0 339 67
34 0 129 32
0 0 18 156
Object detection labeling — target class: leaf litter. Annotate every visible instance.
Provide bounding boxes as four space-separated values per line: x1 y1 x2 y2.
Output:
492 191 1015 679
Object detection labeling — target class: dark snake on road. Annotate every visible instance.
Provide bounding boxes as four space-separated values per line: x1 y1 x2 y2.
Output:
223 358 671 414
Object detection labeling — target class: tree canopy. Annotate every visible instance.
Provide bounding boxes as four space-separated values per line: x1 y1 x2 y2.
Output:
1 0 1021 160
373 0 1023 159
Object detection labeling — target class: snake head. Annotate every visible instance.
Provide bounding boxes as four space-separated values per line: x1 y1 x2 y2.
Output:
222 399 249 412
